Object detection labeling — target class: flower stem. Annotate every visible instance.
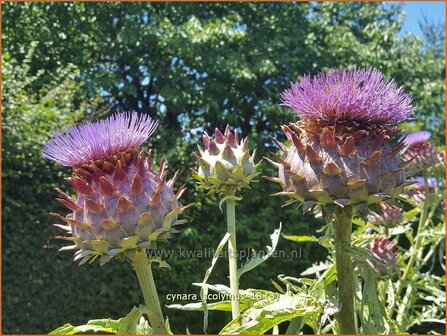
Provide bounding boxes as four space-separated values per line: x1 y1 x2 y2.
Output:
226 190 241 321
334 208 357 334
132 249 167 334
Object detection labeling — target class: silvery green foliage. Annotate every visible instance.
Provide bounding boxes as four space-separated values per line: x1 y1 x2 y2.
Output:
50 305 154 335
168 276 339 335
387 171 445 332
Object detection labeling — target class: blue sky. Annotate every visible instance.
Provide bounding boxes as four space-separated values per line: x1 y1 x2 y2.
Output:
401 2 445 36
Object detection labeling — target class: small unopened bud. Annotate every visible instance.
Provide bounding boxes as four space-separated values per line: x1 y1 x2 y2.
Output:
192 126 261 194
367 236 398 278
368 203 403 227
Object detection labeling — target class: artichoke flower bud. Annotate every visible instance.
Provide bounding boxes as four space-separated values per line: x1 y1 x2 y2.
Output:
192 126 261 195
401 131 444 171
266 68 415 218
367 236 398 278
43 112 190 265
410 176 443 204
367 203 404 228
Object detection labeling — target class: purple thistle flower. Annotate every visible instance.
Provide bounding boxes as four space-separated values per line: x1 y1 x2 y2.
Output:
401 131 444 169
43 112 158 167
281 67 415 124
43 112 190 265
409 176 443 204
267 67 412 218
402 131 431 146
413 176 442 189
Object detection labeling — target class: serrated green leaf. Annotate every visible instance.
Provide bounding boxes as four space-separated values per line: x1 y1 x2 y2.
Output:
220 293 329 335
358 261 391 334
49 318 119 335
200 233 230 332
117 306 145 334
237 223 282 280
282 234 317 243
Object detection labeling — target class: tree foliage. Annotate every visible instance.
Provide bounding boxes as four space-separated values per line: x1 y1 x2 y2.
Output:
2 2 445 333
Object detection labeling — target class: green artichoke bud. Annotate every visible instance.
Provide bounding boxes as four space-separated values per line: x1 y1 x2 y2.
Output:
192 126 261 194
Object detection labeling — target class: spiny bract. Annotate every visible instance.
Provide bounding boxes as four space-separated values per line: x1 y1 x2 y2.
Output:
266 120 410 217
267 68 414 218
43 112 190 265
192 126 261 195
53 153 189 265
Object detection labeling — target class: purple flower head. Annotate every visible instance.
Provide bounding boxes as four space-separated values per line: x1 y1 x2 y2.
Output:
281 67 415 124
410 176 443 204
402 131 431 146
43 112 158 167
413 176 442 189
401 131 443 169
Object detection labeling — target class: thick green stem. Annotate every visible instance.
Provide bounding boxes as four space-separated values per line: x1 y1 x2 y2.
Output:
132 249 167 334
226 190 240 320
334 208 357 334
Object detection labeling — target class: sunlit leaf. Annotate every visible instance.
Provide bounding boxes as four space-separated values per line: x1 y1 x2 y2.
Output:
238 223 282 280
